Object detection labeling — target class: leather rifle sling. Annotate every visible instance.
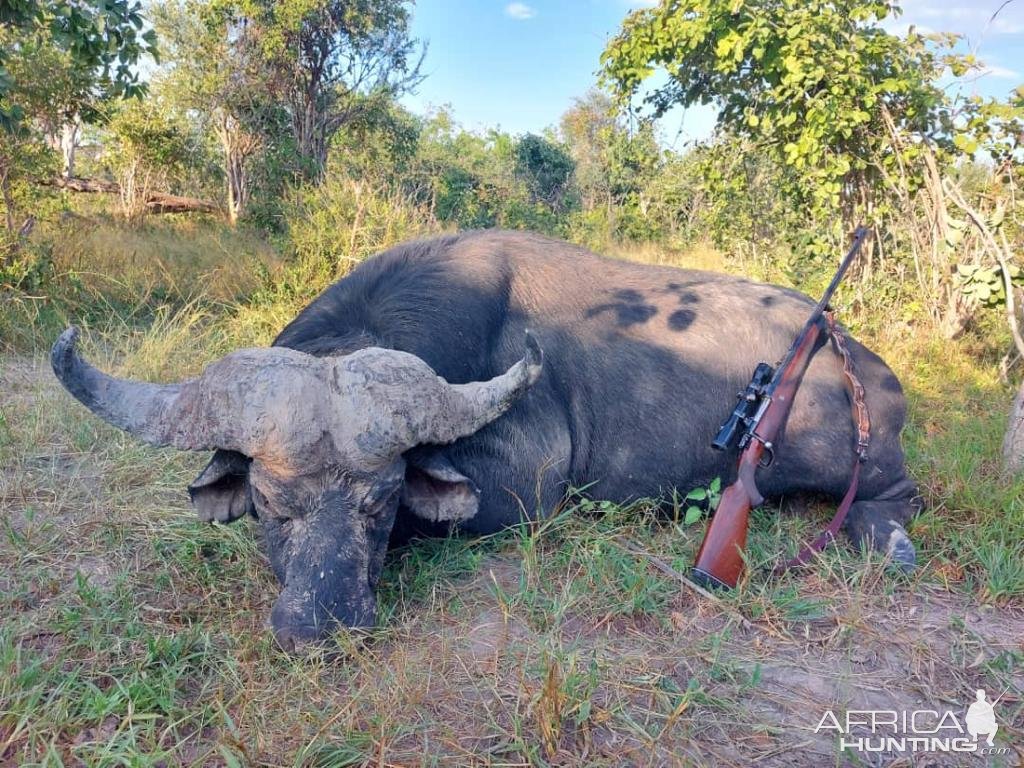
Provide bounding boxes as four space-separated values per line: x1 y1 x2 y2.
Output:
774 310 872 573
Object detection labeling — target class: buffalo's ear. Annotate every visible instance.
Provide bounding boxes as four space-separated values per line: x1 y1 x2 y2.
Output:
188 450 254 524
401 451 479 523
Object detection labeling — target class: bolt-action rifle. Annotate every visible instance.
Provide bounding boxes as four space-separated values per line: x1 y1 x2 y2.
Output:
691 227 870 590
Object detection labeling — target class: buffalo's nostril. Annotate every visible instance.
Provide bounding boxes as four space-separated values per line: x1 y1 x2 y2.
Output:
275 631 296 653
273 624 321 653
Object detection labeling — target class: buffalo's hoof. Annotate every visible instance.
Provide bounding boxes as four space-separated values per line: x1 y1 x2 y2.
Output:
885 524 917 573
847 514 917 573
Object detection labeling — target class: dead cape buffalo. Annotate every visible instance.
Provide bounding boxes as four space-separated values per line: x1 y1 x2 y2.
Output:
52 230 919 649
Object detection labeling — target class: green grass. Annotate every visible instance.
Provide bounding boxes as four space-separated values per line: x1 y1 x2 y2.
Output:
1 217 1022 765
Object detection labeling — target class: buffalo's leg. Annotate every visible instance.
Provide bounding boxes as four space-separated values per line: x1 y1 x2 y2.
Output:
844 478 921 571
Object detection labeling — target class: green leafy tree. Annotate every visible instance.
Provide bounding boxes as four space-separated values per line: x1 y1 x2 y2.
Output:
560 90 618 214
225 0 425 177
0 0 157 130
1 0 157 251
0 28 62 238
559 89 663 245
514 133 575 212
331 99 421 182
152 0 277 224
103 98 192 221
601 0 967 250
4 34 98 178
643 135 791 260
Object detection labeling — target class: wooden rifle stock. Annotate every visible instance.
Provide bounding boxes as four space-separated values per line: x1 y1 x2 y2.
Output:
691 326 826 589
691 225 868 590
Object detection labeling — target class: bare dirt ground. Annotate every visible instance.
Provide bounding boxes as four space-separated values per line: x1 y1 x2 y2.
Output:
2 353 1022 767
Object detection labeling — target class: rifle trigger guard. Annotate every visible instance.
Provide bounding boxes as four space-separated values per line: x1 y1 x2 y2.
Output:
751 434 775 467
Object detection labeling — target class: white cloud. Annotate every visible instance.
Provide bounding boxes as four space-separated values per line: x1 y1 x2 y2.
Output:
991 17 1024 34
505 2 536 20
980 64 1020 79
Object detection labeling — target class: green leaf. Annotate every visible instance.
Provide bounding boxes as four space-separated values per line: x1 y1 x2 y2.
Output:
953 133 978 154
684 506 703 525
716 31 742 60
685 487 707 501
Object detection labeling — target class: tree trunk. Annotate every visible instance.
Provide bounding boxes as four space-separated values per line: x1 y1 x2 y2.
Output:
292 111 327 178
1 160 18 268
0 163 14 234
60 118 81 180
51 177 120 193
145 192 219 215
118 159 147 221
216 112 257 226
224 146 250 225
288 63 329 179
1005 378 1024 475
226 167 240 226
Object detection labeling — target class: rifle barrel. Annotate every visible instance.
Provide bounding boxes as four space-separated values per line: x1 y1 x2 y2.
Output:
773 227 869 378
814 226 869 318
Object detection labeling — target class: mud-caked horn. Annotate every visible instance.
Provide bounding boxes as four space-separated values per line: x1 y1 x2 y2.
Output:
52 326 544 462
52 327 198 447
50 326 303 454
325 331 544 458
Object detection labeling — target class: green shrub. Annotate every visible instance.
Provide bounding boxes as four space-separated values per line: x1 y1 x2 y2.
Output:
284 173 438 268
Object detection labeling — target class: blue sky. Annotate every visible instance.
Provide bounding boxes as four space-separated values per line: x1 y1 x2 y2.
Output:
400 0 1024 146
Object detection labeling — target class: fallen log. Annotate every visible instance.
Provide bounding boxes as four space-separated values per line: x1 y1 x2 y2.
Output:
47 177 220 216
52 177 120 194
145 192 219 215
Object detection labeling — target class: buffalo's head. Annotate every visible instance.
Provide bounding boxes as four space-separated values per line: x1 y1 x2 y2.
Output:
51 328 542 650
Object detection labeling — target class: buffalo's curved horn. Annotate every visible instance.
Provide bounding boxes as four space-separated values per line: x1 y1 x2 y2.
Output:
338 331 543 455
53 325 544 460
420 331 544 444
51 327 238 452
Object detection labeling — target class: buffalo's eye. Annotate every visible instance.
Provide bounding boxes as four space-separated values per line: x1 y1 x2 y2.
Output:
261 513 292 536
361 486 396 517
251 483 294 523
251 484 270 512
